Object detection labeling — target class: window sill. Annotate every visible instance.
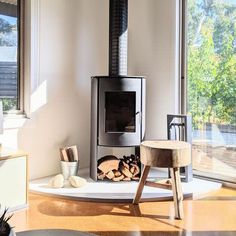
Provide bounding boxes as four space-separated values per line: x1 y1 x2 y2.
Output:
3 109 26 115
3 114 28 130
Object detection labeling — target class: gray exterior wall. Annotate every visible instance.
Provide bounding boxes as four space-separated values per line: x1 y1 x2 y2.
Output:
0 61 17 98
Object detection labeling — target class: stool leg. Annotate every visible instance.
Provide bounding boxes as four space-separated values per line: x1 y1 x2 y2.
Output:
133 165 150 204
170 167 183 219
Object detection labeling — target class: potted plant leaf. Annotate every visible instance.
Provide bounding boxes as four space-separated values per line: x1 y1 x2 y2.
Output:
0 206 15 236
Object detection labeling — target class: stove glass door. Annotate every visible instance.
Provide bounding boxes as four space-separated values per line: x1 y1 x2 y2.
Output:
105 91 136 133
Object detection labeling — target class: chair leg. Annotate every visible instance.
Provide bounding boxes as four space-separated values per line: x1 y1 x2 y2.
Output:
133 165 150 204
184 164 193 183
168 168 171 178
170 167 183 219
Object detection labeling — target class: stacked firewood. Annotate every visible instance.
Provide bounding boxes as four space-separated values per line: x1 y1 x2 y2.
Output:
97 154 141 181
59 145 79 162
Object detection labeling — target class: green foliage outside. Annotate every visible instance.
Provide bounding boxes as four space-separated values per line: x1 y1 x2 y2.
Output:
0 18 15 46
187 0 236 129
0 18 12 33
1 98 17 111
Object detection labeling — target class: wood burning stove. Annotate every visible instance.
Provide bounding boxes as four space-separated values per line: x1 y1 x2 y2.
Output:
90 0 146 181
90 76 145 181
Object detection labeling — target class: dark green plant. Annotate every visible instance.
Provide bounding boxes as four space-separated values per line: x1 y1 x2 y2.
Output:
0 206 13 236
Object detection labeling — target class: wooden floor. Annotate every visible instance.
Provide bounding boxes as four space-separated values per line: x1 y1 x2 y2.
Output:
9 187 236 236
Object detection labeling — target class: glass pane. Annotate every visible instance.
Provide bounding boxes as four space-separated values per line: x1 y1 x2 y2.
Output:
187 0 236 182
105 92 136 133
0 0 19 111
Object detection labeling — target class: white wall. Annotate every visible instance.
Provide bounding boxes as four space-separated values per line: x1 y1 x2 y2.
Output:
0 0 178 179
129 0 179 139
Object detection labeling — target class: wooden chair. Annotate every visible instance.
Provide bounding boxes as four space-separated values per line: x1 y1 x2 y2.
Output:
133 140 191 219
167 114 193 182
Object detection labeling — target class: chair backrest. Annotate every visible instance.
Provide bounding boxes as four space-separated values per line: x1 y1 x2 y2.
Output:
167 114 192 144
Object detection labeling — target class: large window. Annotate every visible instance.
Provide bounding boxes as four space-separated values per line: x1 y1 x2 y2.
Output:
0 0 22 111
186 0 236 182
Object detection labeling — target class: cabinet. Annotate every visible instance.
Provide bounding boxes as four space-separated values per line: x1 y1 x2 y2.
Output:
0 148 28 211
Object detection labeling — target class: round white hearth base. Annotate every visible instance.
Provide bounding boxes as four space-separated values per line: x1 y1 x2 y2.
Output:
30 168 221 202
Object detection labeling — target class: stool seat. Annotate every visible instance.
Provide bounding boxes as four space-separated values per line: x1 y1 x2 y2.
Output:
141 140 191 168
133 140 192 220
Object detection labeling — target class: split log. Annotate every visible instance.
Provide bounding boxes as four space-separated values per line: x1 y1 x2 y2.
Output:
60 148 69 162
98 155 120 174
123 177 131 181
123 154 140 165
131 163 140 177
66 148 75 162
97 172 106 180
121 161 129 170
120 166 133 178
97 154 141 182
68 145 79 161
114 170 122 177
130 166 135 174
106 170 115 179
112 174 125 182
132 177 140 181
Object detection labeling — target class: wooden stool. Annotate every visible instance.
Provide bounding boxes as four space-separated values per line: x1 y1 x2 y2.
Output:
133 140 191 219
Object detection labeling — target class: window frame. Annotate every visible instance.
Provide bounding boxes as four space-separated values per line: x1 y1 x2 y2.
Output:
181 0 236 186
179 0 187 115
1 0 24 114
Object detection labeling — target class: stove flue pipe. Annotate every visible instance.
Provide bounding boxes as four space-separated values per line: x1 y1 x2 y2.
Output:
109 0 128 76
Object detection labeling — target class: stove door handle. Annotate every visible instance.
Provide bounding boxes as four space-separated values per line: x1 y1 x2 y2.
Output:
136 111 141 124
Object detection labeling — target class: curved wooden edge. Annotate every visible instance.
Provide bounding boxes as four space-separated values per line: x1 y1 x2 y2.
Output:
0 147 28 160
29 190 193 203
141 140 191 150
